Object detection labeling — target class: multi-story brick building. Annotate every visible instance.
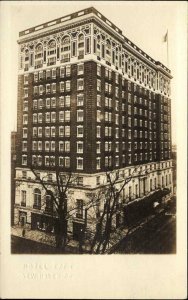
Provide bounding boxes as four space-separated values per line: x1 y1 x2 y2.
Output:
14 7 173 239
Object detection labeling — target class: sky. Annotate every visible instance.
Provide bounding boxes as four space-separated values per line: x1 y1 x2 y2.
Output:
1 1 187 144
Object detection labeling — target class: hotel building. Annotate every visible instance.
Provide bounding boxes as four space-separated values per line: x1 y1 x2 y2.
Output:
14 7 173 238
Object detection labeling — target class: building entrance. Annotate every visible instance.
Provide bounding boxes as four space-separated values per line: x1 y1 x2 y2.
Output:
73 222 84 241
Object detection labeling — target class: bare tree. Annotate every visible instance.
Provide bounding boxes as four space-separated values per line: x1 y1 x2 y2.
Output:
30 164 79 252
29 162 161 254
82 168 138 254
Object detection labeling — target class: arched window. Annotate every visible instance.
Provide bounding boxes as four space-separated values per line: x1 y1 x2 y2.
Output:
24 49 29 71
78 33 84 59
115 47 119 68
47 40 56 66
61 36 71 63
61 36 70 52
35 44 43 58
25 49 29 62
96 35 101 57
45 194 53 213
33 188 41 209
106 39 111 64
35 44 43 69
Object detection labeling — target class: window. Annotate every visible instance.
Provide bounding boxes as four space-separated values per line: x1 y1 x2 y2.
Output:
23 101 28 112
22 171 27 179
65 126 70 137
51 97 56 108
45 141 50 152
33 114 38 124
46 98 50 108
59 111 64 122
96 142 101 154
21 191 26 207
65 141 70 152
77 63 84 75
76 199 84 218
39 85 44 95
77 110 84 122
60 81 65 92
44 127 50 137
96 157 101 170
77 94 84 106
38 113 43 123
51 141 55 152
97 110 101 122
59 96 64 107
45 156 50 166
52 83 56 93
77 176 83 186
60 67 65 78
97 79 101 92
45 112 50 123
77 126 83 137
24 88 28 98
77 78 84 90
77 141 83 153
115 114 119 125
45 195 53 213
23 128 28 138
128 105 131 115
77 157 83 170
34 189 41 209
115 142 119 152
22 141 27 151
96 126 101 138
97 64 101 76
65 111 70 122
32 141 37 151
59 157 64 166
38 141 42 151
115 156 119 167
51 112 56 123
115 128 119 138
59 126 64 137
46 69 51 79
115 73 119 84
97 95 101 107
34 73 38 82
65 157 70 168
85 37 90 54
23 114 28 125
65 81 71 91
33 86 38 95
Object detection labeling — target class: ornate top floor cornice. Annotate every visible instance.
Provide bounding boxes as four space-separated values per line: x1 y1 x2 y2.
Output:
18 6 172 78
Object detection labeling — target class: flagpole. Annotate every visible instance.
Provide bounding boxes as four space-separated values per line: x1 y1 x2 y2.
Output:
167 30 169 67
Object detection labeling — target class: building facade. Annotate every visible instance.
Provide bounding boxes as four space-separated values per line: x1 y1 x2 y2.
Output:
14 7 173 238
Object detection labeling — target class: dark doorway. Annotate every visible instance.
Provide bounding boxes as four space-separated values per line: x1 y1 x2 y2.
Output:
19 211 27 227
73 222 84 241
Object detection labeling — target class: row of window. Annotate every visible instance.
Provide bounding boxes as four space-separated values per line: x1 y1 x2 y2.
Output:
22 150 169 168
24 64 85 84
21 188 86 219
22 155 101 170
21 34 90 70
23 139 160 152
23 110 85 124
31 79 83 95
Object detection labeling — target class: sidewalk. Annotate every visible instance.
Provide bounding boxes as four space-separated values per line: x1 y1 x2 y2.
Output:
11 207 166 254
11 225 90 253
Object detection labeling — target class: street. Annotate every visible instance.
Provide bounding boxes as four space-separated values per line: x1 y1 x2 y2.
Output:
112 212 176 254
11 236 79 254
